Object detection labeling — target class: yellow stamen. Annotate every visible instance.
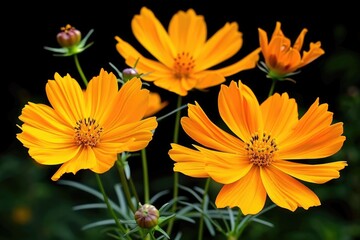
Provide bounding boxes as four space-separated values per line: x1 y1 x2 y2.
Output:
74 117 103 147
245 132 278 167
61 24 74 33
173 52 195 79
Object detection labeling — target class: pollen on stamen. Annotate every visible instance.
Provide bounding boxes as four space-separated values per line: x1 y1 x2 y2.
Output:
74 117 103 147
245 132 278 167
173 52 195 79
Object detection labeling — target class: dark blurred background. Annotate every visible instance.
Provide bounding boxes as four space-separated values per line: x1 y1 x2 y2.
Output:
2 1 359 239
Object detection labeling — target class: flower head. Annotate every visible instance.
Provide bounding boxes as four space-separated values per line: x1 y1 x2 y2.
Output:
115 7 261 96
16 69 158 181
44 24 94 57
258 21 325 80
169 80 346 215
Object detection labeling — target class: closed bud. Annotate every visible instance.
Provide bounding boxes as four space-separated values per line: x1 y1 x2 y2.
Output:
56 24 82 48
122 68 139 82
134 203 159 229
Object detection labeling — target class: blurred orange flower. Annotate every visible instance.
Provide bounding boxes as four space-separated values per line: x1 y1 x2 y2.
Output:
145 92 168 117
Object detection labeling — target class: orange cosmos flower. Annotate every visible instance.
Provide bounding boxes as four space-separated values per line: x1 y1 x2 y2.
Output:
169 80 346 215
16 69 158 181
258 21 325 80
115 7 260 96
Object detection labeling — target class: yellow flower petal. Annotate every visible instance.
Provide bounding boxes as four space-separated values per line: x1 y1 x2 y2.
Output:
298 41 325 68
218 81 262 141
132 7 176 66
103 77 150 129
196 22 242 70
293 28 308 51
85 69 119 124
216 167 266 215
258 28 270 59
144 92 168 117
18 102 73 137
115 36 144 64
271 21 283 38
260 92 298 142
193 71 225 90
103 118 157 152
46 73 85 125
198 146 252 184
169 143 209 178
169 9 206 54
267 36 302 74
261 166 321 211
18 124 73 149
273 160 348 184
28 145 80 165
153 76 189 96
51 147 98 181
280 98 346 159
215 48 261 77
182 102 244 153
91 148 118 174
17 103 79 165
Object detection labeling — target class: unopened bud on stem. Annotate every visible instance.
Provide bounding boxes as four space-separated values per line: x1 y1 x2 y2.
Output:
134 203 159 229
56 24 81 48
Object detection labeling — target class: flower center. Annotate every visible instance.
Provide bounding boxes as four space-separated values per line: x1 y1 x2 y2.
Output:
74 117 103 147
245 132 278 167
173 52 195 79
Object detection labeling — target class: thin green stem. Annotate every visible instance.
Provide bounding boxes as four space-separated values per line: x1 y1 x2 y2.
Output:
128 177 140 204
268 78 277 97
116 158 136 213
73 54 88 87
198 178 211 240
173 96 182 143
166 95 183 235
141 148 150 203
95 174 130 238
229 204 277 239
228 210 250 240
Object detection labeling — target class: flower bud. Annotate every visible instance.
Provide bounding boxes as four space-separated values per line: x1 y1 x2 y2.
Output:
122 68 138 82
134 203 159 229
56 24 82 48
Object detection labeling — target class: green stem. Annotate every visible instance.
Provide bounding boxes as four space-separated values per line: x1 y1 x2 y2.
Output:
172 96 182 144
141 148 150 203
166 95 183 235
73 54 88 87
198 178 211 240
116 157 136 213
229 204 277 239
95 174 129 238
128 176 140 204
268 78 277 97
227 210 250 240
